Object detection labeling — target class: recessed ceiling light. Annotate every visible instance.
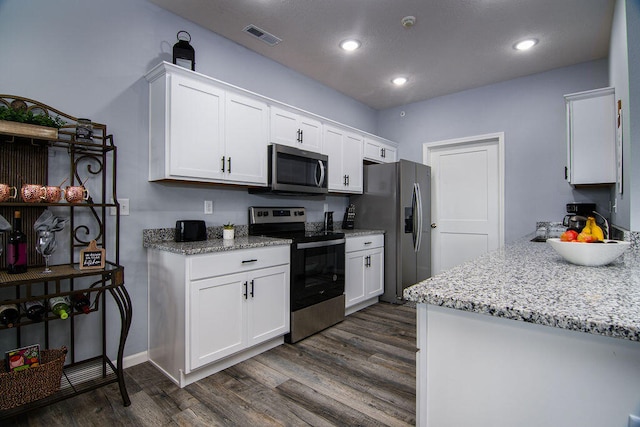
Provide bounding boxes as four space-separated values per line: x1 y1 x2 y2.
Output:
340 39 361 51
514 39 538 51
392 77 408 86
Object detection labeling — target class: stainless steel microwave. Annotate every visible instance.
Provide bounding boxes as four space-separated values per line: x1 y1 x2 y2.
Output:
264 144 328 195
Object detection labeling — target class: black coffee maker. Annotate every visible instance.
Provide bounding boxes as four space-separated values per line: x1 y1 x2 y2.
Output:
562 202 596 232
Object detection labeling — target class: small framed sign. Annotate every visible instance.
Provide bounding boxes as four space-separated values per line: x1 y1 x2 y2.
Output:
80 240 105 270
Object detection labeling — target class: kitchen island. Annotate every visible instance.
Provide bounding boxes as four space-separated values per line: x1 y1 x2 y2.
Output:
404 235 640 427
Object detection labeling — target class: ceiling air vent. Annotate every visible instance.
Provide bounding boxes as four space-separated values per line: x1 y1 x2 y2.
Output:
243 25 282 46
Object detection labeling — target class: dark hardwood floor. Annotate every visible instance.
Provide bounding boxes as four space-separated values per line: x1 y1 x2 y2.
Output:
5 302 416 426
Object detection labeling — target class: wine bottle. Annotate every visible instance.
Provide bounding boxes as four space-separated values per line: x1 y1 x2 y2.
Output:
49 296 70 320
24 300 46 322
0 303 20 327
70 293 91 314
7 210 27 274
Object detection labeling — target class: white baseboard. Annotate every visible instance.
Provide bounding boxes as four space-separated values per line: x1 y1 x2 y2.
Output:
122 351 148 369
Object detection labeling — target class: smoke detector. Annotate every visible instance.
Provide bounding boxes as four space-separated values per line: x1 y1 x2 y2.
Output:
401 16 416 28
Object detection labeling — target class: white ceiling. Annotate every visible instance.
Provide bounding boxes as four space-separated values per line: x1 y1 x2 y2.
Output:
148 0 615 110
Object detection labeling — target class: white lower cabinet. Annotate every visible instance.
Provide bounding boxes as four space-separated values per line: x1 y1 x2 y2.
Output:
148 245 289 387
345 234 384 314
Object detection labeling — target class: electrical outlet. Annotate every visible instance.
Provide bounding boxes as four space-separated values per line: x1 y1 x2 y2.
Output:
204 200 213 214
109 199 129 216
120 198 130 216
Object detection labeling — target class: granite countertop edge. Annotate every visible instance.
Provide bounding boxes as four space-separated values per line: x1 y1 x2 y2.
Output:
342 229 385 237
144 236 292 255
404 233 640 342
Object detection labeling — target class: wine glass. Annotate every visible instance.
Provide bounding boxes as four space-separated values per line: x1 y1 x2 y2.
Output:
35 230 56 274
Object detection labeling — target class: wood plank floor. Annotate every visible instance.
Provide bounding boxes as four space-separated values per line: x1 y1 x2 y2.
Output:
5 302 416 426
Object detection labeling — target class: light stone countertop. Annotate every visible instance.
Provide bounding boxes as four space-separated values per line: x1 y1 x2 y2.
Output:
341 229 385 237
143 235 291 255
143 226 382 256
404 234 640 341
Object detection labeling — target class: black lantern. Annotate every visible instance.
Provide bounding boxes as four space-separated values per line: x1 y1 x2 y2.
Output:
173 31 195 71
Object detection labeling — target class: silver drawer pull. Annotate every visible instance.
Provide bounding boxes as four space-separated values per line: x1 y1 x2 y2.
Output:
242 259 258 264
364 241 372 245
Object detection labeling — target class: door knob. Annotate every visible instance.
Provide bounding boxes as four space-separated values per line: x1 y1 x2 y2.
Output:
431 223 437 228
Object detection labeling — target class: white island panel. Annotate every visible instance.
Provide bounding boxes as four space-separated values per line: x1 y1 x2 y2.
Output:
418 303 640 427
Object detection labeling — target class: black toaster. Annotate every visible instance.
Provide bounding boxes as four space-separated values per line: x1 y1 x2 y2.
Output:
175 220 207 242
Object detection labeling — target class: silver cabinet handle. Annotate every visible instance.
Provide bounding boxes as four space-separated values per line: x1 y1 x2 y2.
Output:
221 156 226 172
431 223 437 228
242 259 258 264
228 157 231 174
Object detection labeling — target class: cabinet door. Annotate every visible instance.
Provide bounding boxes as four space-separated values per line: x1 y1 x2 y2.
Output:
298 115 322 152
323 125 346 191
566 88 616 185
382 145 397 162
270 106 322 153
246 265 290 346
365 247 384 298
169 74 225 180
345 250 366 307
189 273 246 370
342 132 363 193
270 106 300 148
224 93 269 185
364 139 384 163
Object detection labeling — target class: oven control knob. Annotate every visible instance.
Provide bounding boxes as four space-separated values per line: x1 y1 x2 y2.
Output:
298 210 304 216
263 211 269 216
257 211 263 217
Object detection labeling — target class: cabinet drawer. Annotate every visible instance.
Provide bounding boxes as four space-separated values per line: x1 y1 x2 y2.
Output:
345 234 384 252
190 245 290 280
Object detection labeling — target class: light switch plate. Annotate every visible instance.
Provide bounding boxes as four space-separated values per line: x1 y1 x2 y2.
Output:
204 200 213 214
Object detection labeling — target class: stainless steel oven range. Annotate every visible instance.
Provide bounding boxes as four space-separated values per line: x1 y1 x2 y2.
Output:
249 206 345 343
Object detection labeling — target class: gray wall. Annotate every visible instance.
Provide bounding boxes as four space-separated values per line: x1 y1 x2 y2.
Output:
376 60 612 243
0 0 374 359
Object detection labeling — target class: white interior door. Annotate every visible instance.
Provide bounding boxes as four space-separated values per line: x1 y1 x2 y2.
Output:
424 133 504 275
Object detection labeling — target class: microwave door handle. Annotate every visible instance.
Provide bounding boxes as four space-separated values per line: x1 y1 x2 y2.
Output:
315 160 325 187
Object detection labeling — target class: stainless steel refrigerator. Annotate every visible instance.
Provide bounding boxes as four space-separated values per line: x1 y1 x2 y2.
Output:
350 160 431 303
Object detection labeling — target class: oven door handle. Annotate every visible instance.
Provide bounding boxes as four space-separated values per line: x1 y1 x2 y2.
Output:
296 238 345 249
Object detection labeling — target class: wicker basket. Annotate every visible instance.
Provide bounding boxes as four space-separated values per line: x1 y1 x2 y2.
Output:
0 347 67 410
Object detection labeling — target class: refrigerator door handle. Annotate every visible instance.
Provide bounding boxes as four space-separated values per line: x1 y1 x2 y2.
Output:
413 182 424 252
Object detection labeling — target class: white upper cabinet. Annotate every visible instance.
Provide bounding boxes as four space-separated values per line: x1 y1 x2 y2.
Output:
225 92 269 185
150 72 225 181
323 124 363 194
146 62 268 186
363 135 397 164
270 106 322 153
565 87 616 185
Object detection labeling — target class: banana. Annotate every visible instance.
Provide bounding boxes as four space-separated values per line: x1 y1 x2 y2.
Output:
583 216 604 241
